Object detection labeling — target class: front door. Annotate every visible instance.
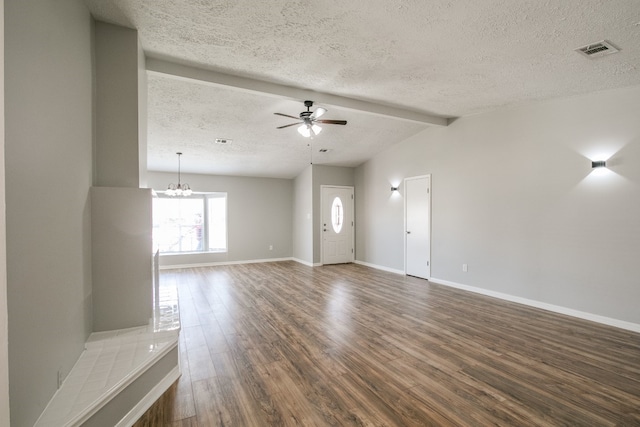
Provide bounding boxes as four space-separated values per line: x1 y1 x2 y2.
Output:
405 175 431 279
321 186 354 265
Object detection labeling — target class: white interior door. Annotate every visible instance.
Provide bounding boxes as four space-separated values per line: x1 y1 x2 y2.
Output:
405 175 431 279
322 186 354 265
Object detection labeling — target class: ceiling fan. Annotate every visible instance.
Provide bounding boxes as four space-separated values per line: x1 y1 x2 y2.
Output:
274 100 347 137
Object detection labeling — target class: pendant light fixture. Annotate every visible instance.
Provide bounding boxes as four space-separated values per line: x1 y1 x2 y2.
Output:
166 152 192 196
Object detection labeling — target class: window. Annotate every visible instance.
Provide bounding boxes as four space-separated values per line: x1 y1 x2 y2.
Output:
153 193 227 254
331 196 343 233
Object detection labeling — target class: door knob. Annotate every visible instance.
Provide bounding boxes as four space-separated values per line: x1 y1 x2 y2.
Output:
407 231 411 234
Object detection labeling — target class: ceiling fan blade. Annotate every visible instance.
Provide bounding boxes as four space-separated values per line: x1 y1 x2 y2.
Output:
311 107 327 119
276 122 302 129
316 119 347 125
274 112 300 120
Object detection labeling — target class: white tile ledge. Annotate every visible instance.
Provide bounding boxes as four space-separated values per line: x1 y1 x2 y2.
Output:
34 326 179 427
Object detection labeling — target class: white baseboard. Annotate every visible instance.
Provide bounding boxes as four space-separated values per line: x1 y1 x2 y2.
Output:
159 257 294 270
354 260 405 275
429 277 640 333
292 258 323 267
116 365 181 427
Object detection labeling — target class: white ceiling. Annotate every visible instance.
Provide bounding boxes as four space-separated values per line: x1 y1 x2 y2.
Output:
84 0 640 178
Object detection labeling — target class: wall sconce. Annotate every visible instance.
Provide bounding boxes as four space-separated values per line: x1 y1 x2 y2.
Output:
390 186 399 192
592 160 606 168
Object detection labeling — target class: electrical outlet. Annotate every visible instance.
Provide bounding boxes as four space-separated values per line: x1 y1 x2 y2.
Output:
462 264 468 273
269 245 273 250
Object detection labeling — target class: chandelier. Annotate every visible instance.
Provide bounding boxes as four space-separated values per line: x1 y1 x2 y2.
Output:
297 123 322 138
166 152 192 196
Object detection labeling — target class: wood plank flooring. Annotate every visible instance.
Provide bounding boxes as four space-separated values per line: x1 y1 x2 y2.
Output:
133 261 640 426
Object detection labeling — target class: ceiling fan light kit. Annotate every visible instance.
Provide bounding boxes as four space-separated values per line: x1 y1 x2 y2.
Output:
298 123 322 137
275 100 347 138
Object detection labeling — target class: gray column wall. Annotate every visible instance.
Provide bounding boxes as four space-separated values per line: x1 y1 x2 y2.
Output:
91 187 152 331
0 0 10 424
293 166 313 264
94 21 141 188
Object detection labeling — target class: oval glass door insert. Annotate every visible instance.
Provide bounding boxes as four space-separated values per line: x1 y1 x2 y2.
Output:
331 197 343 233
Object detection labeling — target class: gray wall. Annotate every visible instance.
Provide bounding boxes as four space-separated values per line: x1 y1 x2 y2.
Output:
5 0 94 425
92 187 152 331
355 85 640 325
94 21 141 188
147 165 355 267
138 39 148 187
92 20 153 331
0 0 10 423
147 172 293 266
293 166 313 264
312 165 355 264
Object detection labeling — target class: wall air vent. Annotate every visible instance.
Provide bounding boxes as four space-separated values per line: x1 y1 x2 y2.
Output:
575 40 619 58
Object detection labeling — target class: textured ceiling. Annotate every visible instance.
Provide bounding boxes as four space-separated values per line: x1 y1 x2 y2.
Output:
147 73 427 177
85 0 640 178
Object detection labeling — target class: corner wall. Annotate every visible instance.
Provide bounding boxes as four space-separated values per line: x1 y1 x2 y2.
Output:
0 0 10 423
5 0 94 424
138 38 148 187
293 166 313 264
355 85 640 325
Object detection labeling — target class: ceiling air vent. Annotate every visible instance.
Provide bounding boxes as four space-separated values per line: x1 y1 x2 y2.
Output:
575 40 619 58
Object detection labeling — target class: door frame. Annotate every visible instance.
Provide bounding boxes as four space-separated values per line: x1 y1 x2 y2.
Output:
404 174 432 278
320 185 355 265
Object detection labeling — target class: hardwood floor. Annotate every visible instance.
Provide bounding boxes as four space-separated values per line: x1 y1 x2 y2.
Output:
134 261 640 426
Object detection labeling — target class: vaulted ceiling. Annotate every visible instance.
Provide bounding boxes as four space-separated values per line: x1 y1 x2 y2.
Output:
84 0 640 178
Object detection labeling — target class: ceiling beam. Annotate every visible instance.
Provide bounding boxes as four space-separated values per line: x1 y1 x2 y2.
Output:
146 57 449 127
